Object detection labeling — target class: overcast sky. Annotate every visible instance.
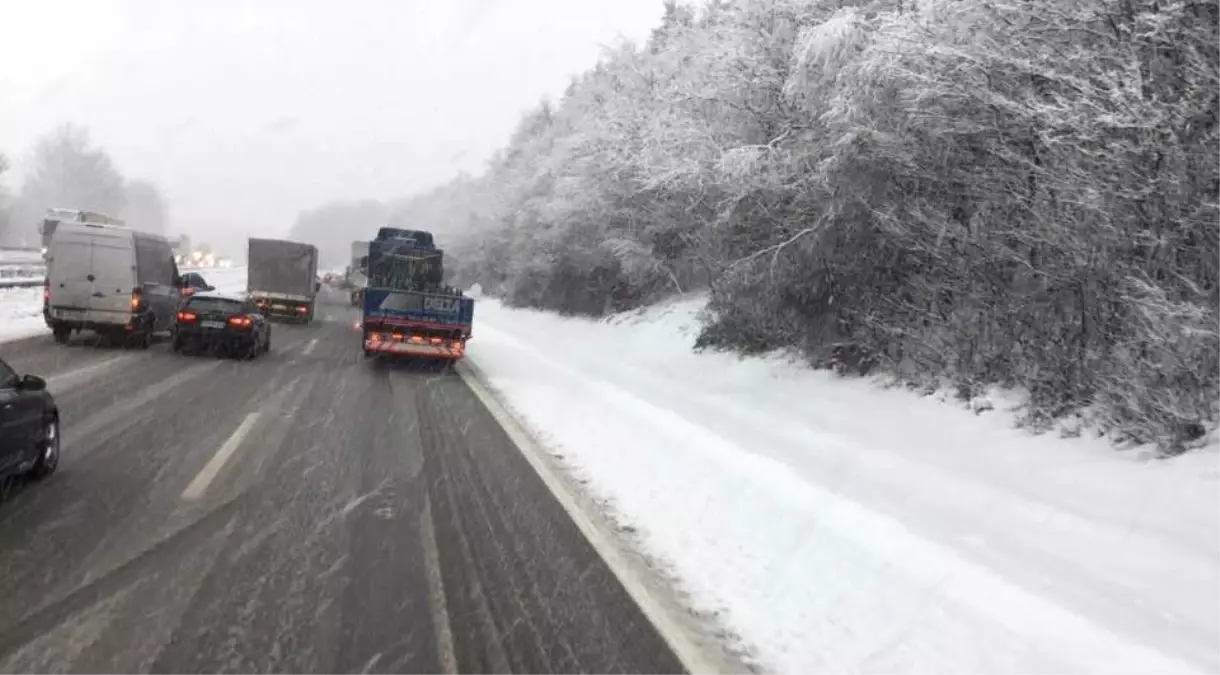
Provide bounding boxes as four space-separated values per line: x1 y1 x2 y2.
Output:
0 0 662 254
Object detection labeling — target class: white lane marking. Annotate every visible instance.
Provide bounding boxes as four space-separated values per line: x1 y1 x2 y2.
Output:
181 412 262 502
420 494 458 675
46 354 131 390
302 338 319 356
455 360 740 675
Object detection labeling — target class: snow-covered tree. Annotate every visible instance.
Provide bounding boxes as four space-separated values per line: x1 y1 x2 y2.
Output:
389 0 1217 451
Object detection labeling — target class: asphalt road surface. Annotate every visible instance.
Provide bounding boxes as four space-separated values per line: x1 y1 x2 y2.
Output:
0 290 686 674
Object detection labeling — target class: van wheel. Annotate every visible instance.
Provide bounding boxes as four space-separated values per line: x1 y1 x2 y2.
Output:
52 326 70 344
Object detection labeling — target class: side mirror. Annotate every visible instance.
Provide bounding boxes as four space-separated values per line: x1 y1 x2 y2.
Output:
18 374 46 391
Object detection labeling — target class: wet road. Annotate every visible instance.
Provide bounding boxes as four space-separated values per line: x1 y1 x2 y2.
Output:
0 291 686 674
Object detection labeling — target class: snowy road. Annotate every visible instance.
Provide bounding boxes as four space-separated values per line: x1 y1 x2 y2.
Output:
0 288 685 673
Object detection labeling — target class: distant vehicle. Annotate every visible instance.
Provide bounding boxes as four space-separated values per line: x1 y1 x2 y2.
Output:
172 291 271 359
43 220 182 347
0 357 59 487
246 237 319 322
361 234 473 363
37 208 125 259
178 271 214 301
347 240 370 306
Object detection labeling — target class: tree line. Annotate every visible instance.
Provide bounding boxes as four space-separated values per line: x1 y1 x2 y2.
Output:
319 0 1220 453
0 123 169 245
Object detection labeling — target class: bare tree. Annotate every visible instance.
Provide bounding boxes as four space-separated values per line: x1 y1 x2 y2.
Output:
16 124 126 232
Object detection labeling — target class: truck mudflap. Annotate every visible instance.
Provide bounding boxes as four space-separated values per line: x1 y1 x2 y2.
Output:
364 329 466 359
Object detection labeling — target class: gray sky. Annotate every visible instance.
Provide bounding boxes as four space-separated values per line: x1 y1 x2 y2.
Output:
0 0 662 254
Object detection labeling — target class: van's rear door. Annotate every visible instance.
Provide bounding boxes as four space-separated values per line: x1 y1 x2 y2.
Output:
87 237 136 324
47 238 94 319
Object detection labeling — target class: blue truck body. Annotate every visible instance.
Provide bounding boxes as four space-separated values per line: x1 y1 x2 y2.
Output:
360 288 474 332
359 233 473 360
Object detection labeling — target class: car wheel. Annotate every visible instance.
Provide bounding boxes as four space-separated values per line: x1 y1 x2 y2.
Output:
52 326 71 344
29 415 60 480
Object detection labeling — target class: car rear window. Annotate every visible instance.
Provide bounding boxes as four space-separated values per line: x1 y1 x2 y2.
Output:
187 297 245 313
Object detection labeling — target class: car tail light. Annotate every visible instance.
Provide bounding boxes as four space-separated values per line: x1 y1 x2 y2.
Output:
42 285 49 304
295 305 308 314
227 314 253 328
429 337 443 345
452 339 464 350
177 310 197 322
391 332 405 341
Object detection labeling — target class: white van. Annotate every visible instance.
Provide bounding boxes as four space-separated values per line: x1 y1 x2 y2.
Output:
44 221 183 347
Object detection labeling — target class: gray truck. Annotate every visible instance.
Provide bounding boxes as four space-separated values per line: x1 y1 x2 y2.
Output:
247 237 320 322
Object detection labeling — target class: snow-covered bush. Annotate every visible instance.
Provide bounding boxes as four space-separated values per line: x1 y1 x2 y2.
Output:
390 0 1219 452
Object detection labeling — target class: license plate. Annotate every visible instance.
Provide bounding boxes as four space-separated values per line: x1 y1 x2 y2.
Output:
55 309 83 319
202 320 225 329
272 304 288 311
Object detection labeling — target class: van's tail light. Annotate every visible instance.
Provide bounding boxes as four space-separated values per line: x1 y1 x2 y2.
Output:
227 314 253 328
177 310 197 322
130 288 144 311
42 284 49 304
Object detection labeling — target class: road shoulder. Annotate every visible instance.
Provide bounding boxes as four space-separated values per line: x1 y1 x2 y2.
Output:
456 357 757 675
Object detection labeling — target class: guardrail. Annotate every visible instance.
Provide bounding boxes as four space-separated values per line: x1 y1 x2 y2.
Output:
0 278 41 289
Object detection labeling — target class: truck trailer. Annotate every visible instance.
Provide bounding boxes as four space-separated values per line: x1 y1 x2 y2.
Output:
247 237 319 322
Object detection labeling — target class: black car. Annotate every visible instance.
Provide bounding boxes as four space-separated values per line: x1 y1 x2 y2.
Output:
0 357 59 489
178 271 215 302
172 291 272 359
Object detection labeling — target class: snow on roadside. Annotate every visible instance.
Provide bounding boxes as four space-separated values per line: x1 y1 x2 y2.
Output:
466 295 1219 674
0 287 50 343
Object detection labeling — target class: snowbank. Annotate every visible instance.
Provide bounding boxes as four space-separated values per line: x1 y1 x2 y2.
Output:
0 287 50 343
466 295 1219 674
